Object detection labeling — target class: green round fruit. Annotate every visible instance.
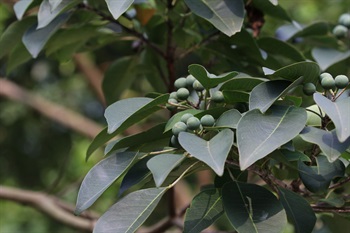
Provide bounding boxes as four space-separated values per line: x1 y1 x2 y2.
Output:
167 98 178 110
193 80 205 91
186 75 196 87
319 72 333 82
169 91 177 99
176 87 190 100
172 122 187 136
186 117 201 130
170 135 180 148
211 91 225 103
321 76 335 90
338 13 350 27
332 25 348 37
200 114 215 127
334 75 349 89
302 83 316 96
174 77 187 89
181 113 194 123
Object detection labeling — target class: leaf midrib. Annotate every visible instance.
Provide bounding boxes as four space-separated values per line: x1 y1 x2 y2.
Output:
202 0 233 33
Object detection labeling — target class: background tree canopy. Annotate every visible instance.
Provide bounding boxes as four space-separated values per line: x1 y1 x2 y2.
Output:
0 0 349 233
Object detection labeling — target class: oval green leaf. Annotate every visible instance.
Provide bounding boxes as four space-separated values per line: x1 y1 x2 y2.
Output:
314 93 350 142
93 187 167 233
75 151 137 215
237 105 307 170
105 0 135 19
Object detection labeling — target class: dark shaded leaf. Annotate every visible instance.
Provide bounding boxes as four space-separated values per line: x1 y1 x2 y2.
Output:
184 188 224 233
278 187 316 233
222 181 287 233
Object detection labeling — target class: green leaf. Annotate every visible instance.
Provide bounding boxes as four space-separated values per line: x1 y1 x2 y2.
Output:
37 0 78 29
184 0 245 37
107 123 171 154
147 154 185 187
215 109 242 129
222 181 287 233
252 0 291 21
249 77 304 113
298 156 345 193
118 158 152 196
306 104 323 127
102 57 139 105
48 0 63 10
6 43 32 74
87 94 169 158
0 16 36 59
75 151 137 215
292 22 329 39
237 105 307 170
178 129 234 176
278 187 316 233
188 64 238 89
220 77 266 91
184 188 224 233
314 93 350 142
13 0 34 20
269 61 320 83
93 187 167 233
105 0 134 19
300 126 350 162
22 12 71 58
257 37 305 62
312 48 350 71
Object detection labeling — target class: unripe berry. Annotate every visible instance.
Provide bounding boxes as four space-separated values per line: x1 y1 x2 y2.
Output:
176 87 190 100
174 77 187 89
186 75 197 87
303 83 316 96
167 98 178 110
338 13 350 27
193 80 205 91
170 135 180 148
169 91 177 99
200 114 215 127
180 113 194 123
321 76 335 90
211 91 225 103
319 73 332 82
172 122 187 136
334 75 349 89
333 25 348 38
186 117 201 130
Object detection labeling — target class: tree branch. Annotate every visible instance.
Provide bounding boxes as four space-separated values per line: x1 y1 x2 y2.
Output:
0 186 96 232
0 78 103 139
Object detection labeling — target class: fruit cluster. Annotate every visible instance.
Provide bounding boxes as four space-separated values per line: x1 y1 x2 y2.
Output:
167 75 225 111
332 13 350 38
171 113 215 147
302 73 349 96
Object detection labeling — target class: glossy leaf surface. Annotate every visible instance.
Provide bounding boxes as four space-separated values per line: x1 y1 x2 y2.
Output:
75 151 137 214
184 0 245 36
93 187 167 233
